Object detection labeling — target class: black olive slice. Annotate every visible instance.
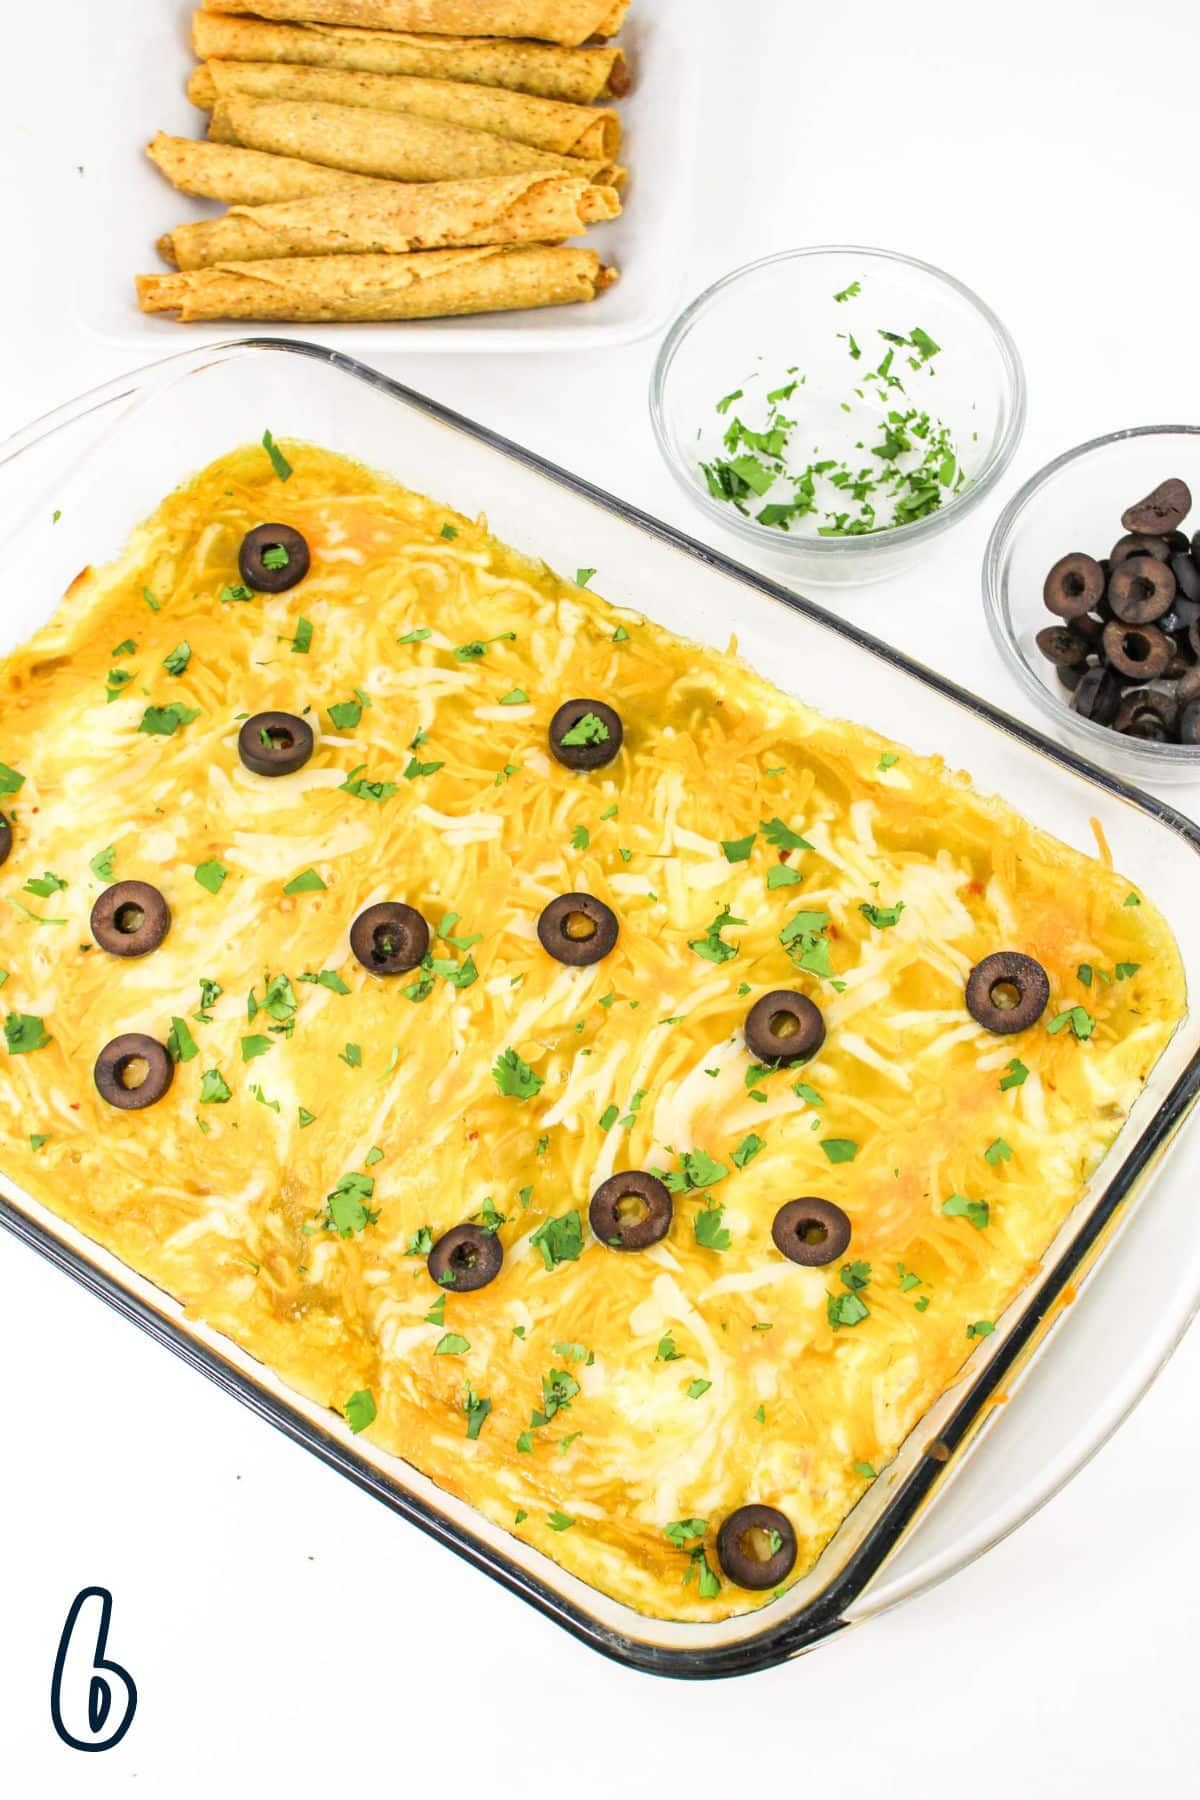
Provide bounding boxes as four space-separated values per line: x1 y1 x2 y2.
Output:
1110 532 1169 567
350 901 429 975
1034 625 1087 669
1068 611 1106 649
1169 553 1200 606
90 881 171 957
1043 553 1104 619
0 812 11 868
1121 478 1192 537
771 1197 851 1267
238 710 314 777
1115 688 1176 741
548 698 623 770
1102 620 1172 680
965 952 1050 1035
428 1223 503 1292
1073 664 1123 725
537 892 619 966
1106 554 1175 624
744 990 825 1064
716 1505 797 1591
589 1170 673 1251
238 523 310 593
1056 659 1089 692
1180 698 1200 744
94 1033 175 1111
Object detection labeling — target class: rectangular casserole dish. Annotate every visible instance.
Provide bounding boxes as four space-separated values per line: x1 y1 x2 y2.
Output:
1 337 1199 1678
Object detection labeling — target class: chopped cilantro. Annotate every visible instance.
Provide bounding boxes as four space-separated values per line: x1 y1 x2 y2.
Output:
241 1035 272 1062
199 1068 231 1104
820 1138 858 1164
721 833 756 862
942 1193 989 1230
688 902 744 965
529 1210 584 1271
500 688 528 705
1047 1006 1095 1040
686 1379 712 1400
4 1012 50 1055
342 1389 375 1434
340 765 398 802
984 1137 1012 1166
547 1511 575 1531
693 1200 731 1252
261 429 292 481
859 900 905 928
656 1332 683 1362
322 1170 377 1238
492 1047 543 1100
760 816 812 852
283 868 325 894
967 1319 996 1339
138 702 199 736
1000 1058 1028 1090
834 281 862 302
464 1386 492 1439
731 1132 765 1169
559 711 610 748
167 1017 199 1064
290 617 312 655
575 568 596 587
435 1333 470 1357
163 642 191 676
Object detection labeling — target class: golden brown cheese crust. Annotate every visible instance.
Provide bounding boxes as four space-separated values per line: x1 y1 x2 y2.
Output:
0 444 1184 1619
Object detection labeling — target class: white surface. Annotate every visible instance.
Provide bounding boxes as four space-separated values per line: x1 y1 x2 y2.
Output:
1 1 1199 1793
78 0 699 351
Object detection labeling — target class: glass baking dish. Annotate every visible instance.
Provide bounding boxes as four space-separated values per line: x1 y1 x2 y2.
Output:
1 339 1198 1679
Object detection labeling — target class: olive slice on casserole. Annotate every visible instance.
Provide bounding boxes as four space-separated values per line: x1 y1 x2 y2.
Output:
238 710 314 777
716 1505 798 1590
0 812 11 868
428 1223 503 1292
965 951 1050 1034
238 523 310 593
589 1170 673 1251
538 892 619 966
94 1033 175 1110
350 901 430 975
548 698 623 770
771 1197 851 1267
90 881 170 958
743 990 825 1063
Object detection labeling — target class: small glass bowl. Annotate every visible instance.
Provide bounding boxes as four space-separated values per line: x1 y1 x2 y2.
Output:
650 245 1026 585
983 426 1200 786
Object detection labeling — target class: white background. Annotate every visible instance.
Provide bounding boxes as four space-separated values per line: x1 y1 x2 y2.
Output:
2 1 1199 1793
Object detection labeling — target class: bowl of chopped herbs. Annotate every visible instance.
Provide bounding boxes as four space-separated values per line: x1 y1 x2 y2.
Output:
651 245 1025 584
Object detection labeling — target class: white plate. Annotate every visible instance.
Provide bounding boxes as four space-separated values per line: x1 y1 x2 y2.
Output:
75 0 701 353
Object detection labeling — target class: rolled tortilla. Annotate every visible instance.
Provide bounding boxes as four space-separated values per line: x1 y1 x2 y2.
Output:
160 173 621 268
191 13 630 103
198 2 630 48
146 131 391 204
190 60 620 160
135 245 617 322
209 96 621 185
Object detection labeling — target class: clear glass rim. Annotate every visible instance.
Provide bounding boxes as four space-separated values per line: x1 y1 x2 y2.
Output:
649 243 1028 559
981 423 1200 770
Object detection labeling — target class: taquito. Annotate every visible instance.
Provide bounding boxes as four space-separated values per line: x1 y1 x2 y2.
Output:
197 2 630 48
146 131 389 204
159 172 620 268
190 59 620 160
191 13 630 103
136 245 617 322
208 95 621 184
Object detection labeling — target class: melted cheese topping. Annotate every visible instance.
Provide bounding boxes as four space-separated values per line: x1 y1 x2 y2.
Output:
0 444 1185 1621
